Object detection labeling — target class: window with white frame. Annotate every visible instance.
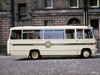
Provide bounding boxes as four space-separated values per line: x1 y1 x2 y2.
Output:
70 0 79 8
44 20 53 26
44 0 53 9
89 0 99 7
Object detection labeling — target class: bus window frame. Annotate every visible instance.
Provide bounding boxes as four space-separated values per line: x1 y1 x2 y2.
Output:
84 29 93 39
44 29 65 39
22 30 42 39
9 28 94 40
10 30 22 40
76 29 84 39
65 29 75 39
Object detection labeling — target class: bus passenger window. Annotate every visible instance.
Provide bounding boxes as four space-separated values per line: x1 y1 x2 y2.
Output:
66 30 75 39
10 30 21 39
77 29 83 39
84 29 93 38
44 30 64 39
27 33 34 39
23 30 41 39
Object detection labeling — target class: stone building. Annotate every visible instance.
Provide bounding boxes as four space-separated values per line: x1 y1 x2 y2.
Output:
0 0 11 53
14 0 100 38
0 0 100 53
14 0 100 49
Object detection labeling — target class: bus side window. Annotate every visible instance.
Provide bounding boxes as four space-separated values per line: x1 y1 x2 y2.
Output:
44 30 64 39
28 33 40 39
84 29 93 38
77 29 83 39
23 30 41 39
66 29 75 39
10 30 21 39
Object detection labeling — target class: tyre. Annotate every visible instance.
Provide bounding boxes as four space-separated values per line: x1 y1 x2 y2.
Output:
30 51 40 60
81 50 91 58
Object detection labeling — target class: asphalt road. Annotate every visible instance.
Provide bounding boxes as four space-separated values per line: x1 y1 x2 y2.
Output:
0 54 100 75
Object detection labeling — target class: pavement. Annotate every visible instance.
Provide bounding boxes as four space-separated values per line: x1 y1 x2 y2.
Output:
0 54 100 75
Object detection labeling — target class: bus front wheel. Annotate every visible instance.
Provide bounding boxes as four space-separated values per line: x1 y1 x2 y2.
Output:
30 50 40 60
81 50 91 58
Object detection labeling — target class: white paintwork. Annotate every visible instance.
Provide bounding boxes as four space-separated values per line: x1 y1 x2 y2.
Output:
10 26 92 30
7 26 97 57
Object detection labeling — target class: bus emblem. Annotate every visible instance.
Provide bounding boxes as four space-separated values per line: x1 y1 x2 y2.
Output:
44 41 52 48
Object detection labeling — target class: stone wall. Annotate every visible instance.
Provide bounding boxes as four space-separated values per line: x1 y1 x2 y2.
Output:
36 0 84 9
32 15 83 26
0 11 11 53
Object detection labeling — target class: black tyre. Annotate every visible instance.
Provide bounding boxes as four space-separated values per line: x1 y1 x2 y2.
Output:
30 51 40 60
81 50 91 58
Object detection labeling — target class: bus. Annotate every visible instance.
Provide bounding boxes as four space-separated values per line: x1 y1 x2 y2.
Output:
7 26 98 59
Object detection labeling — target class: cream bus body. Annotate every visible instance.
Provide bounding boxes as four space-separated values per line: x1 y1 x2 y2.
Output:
7 26 97 59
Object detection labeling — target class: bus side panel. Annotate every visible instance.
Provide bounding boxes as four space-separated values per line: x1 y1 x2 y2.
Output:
7 39 97 56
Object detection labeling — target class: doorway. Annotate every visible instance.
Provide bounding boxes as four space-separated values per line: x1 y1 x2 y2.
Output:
90 19 99 39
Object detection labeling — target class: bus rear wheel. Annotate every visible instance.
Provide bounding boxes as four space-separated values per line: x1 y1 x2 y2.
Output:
81 50 91 58
30 51 40 60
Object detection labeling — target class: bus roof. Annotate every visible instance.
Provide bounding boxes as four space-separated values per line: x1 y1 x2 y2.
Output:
10 26 93 30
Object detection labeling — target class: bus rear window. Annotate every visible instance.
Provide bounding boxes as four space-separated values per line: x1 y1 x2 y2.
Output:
10 30 21 39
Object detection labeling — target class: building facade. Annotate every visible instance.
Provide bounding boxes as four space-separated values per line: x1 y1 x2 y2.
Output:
14 0 100 49
0 0 11 53
0 0 100 53
14 0 100 38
